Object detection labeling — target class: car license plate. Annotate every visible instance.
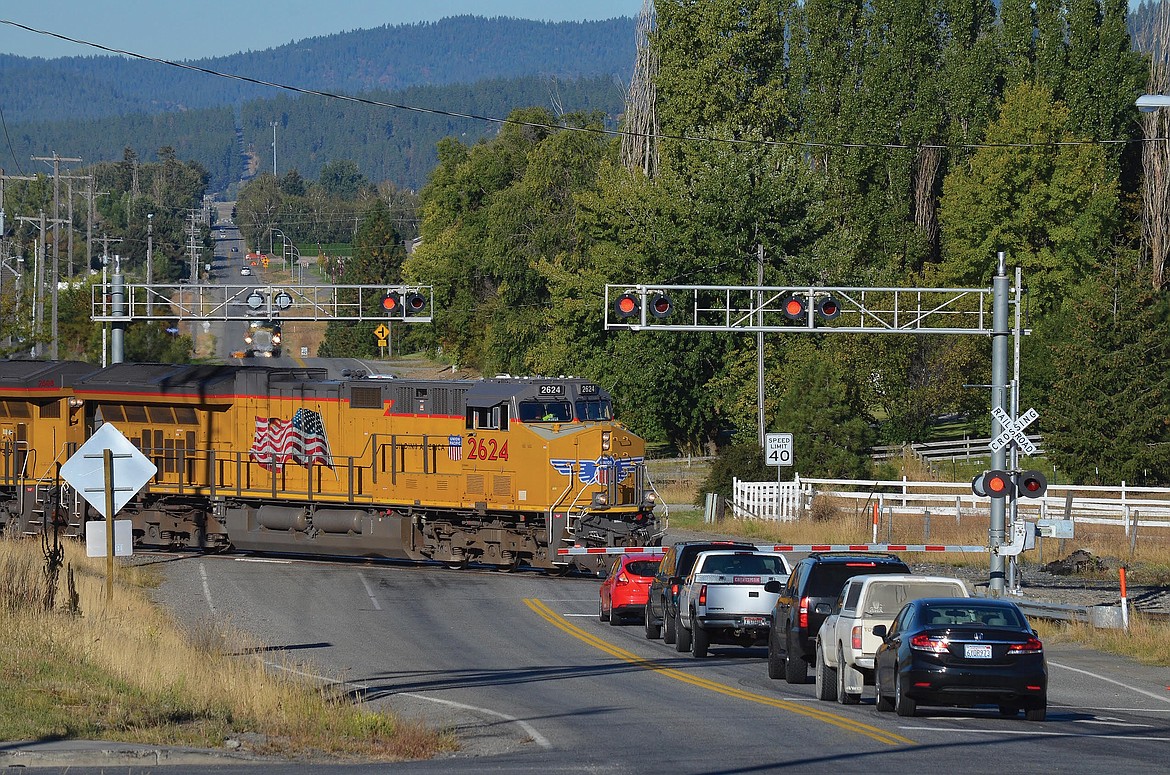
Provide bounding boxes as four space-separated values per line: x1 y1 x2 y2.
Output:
742 616 767 626
964 644 993 659
733 576 761 584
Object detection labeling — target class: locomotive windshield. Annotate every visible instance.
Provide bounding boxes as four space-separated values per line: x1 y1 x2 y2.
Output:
519 401 573 422
575 399 613 421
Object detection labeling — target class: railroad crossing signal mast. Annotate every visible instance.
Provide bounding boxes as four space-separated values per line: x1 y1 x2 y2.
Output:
606 254 1024 595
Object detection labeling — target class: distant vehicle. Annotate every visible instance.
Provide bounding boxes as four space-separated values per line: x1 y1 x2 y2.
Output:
873 598 1047 721
599 553 661 626
232 247 239 253
243 319 281 358
814 574 970 704
768 552 911 683
240 266 251 276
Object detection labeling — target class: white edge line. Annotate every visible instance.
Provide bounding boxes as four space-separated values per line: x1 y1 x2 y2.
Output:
397 691 553 750
358 573 383 611
1049 659 1170 705
260 662 551 750
898 725 1170 742
198 562 216 615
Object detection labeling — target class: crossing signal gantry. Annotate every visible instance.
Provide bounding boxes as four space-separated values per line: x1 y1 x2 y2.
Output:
605 284 1001 335
92 284 433 323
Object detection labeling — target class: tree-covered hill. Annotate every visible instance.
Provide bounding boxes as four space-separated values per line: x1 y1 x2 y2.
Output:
8 74 627 194
0 16 635 124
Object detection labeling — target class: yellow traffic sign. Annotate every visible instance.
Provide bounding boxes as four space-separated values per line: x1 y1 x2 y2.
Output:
376 338 388 348
374 324 390 339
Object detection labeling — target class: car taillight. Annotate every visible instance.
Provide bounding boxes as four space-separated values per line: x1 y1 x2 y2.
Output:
671 582 679 596
1008 637 1043 655
617 572 629 584
798 596 809 629
909 633 949 653
851 626 862 651
699 584 707 606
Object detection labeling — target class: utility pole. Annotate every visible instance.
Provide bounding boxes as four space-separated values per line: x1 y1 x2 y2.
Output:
32 153 81 360
272 121 279 177
98 234 123 366
15 211 68 358
146 213 154 315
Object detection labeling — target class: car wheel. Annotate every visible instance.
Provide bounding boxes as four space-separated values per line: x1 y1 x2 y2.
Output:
691 614 709 658
1024 703 1047 722
784 632 808 684
836 646 860 705
894 670 917 717
875 671 894 712
767 628 785 680
664 609 677 645
608 606 621 626
599 597 609 622
814 641 837 701
675 616 692 652
644 605 661 640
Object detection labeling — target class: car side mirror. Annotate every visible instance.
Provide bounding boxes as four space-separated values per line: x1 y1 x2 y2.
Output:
814 603 833 615
872 624 887 640
764 580 782 593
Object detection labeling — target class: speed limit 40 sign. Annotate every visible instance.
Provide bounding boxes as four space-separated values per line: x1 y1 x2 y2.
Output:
765 433 793 467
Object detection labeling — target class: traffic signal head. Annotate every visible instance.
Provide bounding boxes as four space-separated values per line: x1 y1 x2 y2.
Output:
782 295 807 322
649 293 673 319
1017 470 1048 498
382 290 401 314
404 292 427 315
980 470 1013 499
817 296 842 321
615 292 640 319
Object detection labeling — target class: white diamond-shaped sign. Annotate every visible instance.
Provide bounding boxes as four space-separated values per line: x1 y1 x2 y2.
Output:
60 423 157 518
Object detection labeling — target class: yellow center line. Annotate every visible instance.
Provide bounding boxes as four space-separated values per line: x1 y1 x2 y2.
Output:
524 598 915 746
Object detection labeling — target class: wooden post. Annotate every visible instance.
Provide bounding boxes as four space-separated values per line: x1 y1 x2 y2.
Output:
104 448 114 602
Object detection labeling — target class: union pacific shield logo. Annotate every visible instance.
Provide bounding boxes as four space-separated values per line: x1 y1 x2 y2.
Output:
550 455 643 484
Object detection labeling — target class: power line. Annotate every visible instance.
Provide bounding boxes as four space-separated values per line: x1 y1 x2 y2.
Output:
0 17 1152 154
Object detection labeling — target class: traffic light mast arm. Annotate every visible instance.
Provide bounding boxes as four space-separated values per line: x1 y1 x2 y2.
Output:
604 284 1001 335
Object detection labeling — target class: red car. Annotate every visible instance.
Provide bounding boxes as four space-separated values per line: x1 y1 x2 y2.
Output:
599 553 662 626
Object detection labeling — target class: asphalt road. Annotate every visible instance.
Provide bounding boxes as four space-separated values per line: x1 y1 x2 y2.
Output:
32 550 1148 775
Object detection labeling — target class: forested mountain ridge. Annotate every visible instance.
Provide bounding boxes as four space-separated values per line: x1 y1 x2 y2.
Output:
0 16 636 124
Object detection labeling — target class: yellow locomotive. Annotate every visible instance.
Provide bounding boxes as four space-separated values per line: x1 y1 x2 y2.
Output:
0 360 665 573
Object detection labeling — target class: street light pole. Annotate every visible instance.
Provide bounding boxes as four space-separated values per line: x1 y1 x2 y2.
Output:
272 121 278 178
146 213 154 315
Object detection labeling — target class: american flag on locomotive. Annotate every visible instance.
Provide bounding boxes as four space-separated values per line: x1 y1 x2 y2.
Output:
250 408 334 469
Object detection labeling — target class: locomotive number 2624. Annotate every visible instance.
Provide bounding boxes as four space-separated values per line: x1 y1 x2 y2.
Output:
467 437 509 461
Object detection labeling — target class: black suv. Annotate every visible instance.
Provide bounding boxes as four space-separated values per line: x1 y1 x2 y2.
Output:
644 539 756 650
768 552 911 682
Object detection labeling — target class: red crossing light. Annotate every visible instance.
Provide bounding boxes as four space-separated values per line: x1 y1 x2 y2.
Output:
615 293 640 318
382 291 401 313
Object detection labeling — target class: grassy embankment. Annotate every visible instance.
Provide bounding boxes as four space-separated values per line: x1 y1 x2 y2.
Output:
648 457 1170 667
0 537 455 760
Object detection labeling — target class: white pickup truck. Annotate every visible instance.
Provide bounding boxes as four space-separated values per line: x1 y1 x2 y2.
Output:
815 574 969 703
675 550 792 658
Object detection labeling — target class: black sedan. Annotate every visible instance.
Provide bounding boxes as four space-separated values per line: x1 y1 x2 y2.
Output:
872 597 1047 721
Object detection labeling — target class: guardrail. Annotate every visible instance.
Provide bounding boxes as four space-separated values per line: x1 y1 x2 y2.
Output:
1012 600 1126 629
870 435 1044 462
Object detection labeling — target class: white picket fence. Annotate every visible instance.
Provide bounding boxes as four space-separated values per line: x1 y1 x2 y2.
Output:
732 475 1170 534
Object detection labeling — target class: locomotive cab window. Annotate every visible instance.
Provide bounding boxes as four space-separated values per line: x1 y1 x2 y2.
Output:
468 404 509 431
519 401 572 423
574 399 612 422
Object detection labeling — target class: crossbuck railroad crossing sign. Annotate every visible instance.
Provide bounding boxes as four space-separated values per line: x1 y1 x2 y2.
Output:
989 406 1038 455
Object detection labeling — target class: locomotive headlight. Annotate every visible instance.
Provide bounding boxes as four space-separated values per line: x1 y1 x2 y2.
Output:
244 334 253 344
272 333 282 345
591 492 608 507
601 431 611 451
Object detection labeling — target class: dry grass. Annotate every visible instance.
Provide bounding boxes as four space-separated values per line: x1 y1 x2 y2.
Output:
0 537 455 761
1032 616 1170 667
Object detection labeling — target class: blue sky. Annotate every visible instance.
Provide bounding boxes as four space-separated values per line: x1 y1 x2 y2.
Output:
0 1 645 60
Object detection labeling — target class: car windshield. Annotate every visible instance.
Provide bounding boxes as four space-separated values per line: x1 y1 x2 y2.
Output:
920 604 1025 628
624 560 660 577
702 554 786 575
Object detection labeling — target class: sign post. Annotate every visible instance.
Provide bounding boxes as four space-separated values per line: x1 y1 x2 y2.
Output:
60 423 157 601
